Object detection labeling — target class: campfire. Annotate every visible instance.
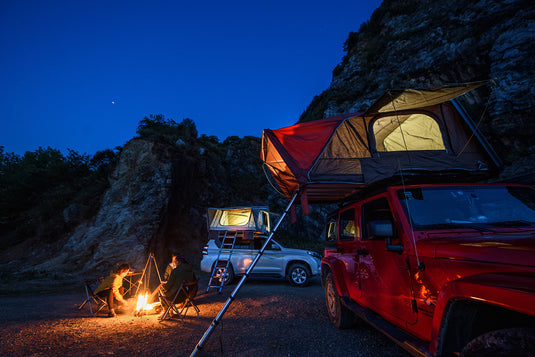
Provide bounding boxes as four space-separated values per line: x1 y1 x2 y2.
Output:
134 293 161 316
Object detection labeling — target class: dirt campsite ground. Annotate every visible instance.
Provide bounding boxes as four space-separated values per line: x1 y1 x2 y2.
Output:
0 275 410 357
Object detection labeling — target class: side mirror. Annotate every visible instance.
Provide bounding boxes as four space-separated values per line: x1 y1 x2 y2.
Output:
271 243 281 251
369 220 403 253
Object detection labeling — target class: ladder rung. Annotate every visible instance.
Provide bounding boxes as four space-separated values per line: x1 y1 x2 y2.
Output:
207 230 239 293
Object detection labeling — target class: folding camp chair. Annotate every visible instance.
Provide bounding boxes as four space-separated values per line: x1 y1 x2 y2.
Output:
178 278 199 322
159 278 199 323
78 278 108 317
158 287 183 322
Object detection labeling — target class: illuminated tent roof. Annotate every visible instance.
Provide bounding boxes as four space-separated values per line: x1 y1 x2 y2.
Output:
207 207 272 233
261 82 501 204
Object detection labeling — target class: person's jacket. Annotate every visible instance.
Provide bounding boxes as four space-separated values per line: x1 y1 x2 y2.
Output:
94 271 124 298
163 263 173 281
162 262 194 299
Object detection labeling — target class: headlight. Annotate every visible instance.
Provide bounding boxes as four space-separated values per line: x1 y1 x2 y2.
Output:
307 251 322 259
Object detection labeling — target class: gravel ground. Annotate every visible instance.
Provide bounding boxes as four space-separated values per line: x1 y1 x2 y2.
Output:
0 276 410 357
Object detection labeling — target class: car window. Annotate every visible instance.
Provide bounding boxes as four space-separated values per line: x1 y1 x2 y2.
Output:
325 219 337 242
339 208 356 241
361 197 396 241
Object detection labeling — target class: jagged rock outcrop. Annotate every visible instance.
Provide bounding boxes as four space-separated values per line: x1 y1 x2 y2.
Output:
31 139 175 276
301 0 535 177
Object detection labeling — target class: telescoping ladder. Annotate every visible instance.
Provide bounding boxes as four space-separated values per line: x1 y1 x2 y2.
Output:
206 230 238 293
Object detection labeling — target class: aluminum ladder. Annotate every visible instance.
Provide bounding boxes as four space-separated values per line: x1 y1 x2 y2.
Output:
206 230 238 293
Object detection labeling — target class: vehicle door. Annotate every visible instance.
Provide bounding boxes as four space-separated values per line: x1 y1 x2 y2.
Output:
229 237 255 275
336 206 362 299
356 195 417 325
253 238 284 275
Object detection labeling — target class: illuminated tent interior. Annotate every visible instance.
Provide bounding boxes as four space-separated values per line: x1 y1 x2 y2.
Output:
207 207 272 233
261 82 501 205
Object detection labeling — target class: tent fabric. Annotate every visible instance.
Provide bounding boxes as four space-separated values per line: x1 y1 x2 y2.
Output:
261 83 499 204
365 81 487 115
207 207 270 232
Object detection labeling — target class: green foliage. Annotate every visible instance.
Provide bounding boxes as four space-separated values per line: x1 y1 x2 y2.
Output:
0 146 118 249
136 114 198 144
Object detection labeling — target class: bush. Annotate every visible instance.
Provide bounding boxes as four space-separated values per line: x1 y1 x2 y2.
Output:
0 146 118 249
136 114 198 144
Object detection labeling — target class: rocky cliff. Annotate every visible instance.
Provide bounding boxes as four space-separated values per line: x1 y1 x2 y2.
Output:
32 139 175 276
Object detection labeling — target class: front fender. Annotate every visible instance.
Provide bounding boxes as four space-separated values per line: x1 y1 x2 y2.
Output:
321 257 350 298
430 272 535 354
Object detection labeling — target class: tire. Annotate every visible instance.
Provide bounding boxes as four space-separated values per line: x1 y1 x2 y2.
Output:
325 272 355 329
460 328 535 357
287 263 310 287
213 263 235 286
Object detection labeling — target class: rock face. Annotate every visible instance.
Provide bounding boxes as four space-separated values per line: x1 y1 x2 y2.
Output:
32 139 175 276
301 0 535 176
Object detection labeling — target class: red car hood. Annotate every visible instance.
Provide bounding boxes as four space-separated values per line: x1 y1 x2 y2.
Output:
417 232 535 268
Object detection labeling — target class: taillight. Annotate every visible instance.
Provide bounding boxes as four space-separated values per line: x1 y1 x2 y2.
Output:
202 244 208 255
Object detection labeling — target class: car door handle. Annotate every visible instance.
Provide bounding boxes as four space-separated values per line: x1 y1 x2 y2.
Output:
356 249 369 256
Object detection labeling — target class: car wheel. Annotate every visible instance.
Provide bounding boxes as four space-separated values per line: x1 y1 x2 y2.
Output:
460 328 535 357
287 263 310 287
325 272 355 329
213 263 235 286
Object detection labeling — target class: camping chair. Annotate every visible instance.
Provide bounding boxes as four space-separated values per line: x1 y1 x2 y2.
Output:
159 278 199 323
78 278 108 317
178 278 200 322
158 284 184 321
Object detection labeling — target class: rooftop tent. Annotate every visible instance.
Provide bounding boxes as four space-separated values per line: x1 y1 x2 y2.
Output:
207 207 272 233
261 82 501 204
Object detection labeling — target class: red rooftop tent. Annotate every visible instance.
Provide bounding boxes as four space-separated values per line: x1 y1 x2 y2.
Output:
261 82 501 207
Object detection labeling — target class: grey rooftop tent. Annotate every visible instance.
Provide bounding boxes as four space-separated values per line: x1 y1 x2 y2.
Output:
207 206 272 234
261 82 501 206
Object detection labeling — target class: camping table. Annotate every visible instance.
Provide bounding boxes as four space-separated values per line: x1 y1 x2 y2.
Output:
123 271 142 298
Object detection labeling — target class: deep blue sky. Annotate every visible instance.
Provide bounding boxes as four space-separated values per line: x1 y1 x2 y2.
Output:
1 0 381 156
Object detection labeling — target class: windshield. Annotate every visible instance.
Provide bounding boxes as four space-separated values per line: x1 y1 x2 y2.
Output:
398 186 535 230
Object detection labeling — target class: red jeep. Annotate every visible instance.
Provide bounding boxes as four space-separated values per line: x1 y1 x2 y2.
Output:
322 183 535 356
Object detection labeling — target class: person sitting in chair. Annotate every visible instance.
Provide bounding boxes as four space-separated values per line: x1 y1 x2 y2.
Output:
159 256 195 310
94 263 130 317
163 253 178 281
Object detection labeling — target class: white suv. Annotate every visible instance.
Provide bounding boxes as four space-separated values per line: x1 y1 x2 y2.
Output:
201 237 321 287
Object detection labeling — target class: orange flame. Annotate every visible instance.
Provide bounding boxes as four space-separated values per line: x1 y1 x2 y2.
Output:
136 294 150 311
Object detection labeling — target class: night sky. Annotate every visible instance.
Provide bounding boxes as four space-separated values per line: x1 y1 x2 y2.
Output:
1 0 381 155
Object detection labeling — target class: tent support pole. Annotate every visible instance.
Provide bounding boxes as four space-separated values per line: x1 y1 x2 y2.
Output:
190 192 299 357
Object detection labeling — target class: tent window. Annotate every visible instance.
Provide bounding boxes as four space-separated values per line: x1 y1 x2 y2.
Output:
372 113 445 152
258 211 271 232
219 209 251 226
